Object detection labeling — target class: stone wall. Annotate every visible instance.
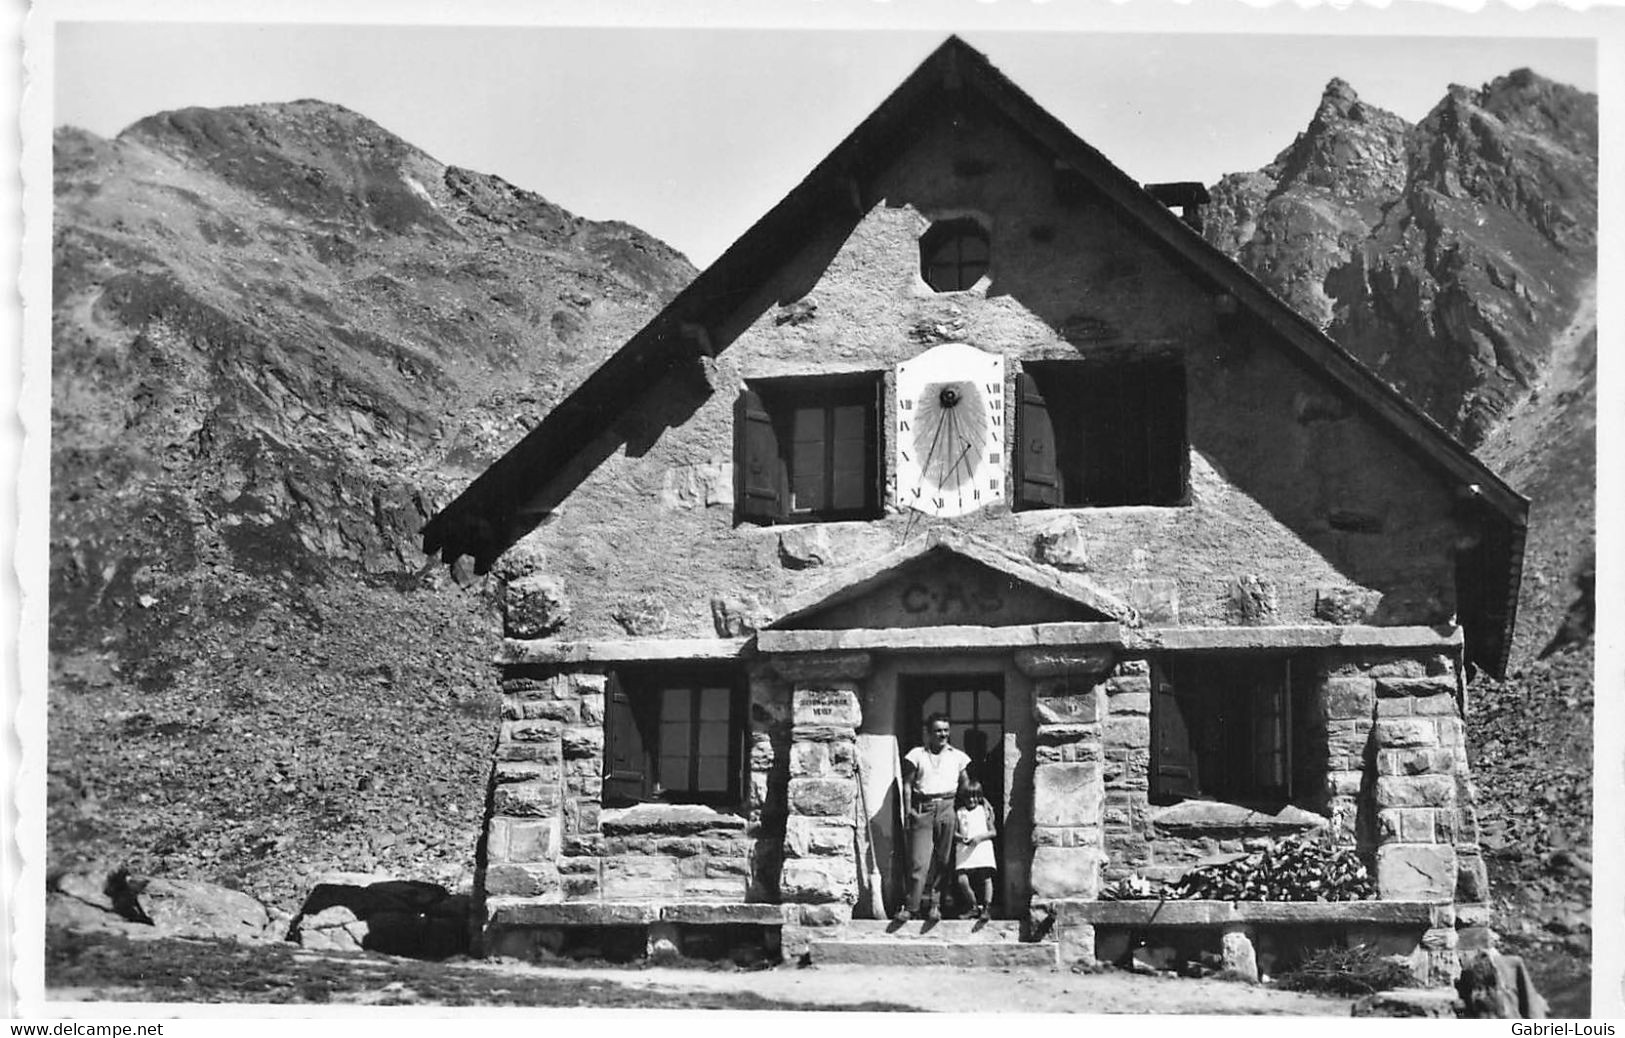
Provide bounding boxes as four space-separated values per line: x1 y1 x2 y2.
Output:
483 663 775 911
1092 645 1484 918
489 97 1468 649
777 669 864 919
1023 650 1112 900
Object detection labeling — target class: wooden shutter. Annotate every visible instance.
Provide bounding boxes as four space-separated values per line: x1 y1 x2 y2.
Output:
603 673 651 805
1147 361 1188 505
872 375 887 515
1150 662 1200 802
1252 659 1291 799
736 387 783 522
1015 371 1060 508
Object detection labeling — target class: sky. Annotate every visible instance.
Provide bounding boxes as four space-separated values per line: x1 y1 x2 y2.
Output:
51 15 1601 268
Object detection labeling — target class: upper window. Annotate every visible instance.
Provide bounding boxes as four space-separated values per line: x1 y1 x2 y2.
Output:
735 375 882 524
1150 656 1299 806
604 667 747 809
920 219 990 292
1015 359 1187 509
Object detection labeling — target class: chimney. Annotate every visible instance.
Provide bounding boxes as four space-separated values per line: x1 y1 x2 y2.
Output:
1144 181 1212 233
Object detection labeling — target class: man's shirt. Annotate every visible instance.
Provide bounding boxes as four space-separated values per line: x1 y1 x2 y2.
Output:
904 744 970 796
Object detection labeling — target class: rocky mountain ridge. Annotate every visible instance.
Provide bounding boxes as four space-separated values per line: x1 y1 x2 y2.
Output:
48 72 1595 1007
50 99 695 907
1204 68 1596 665
1203 71 1595 1010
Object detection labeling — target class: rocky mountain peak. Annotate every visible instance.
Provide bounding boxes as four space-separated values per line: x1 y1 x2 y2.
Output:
1314 76 1361 120
1267 77 1410 201
1413 71 1596 255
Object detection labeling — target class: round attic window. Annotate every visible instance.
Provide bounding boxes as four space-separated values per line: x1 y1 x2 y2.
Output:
920 219 990 292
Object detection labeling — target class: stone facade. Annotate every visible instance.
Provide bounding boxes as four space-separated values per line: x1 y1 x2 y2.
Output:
441 40 1515 982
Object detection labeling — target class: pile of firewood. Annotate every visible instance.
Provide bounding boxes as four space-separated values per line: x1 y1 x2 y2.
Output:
1165 838 1376 902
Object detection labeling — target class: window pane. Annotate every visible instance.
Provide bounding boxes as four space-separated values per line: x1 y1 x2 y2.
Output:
697 755 729 791
661 687 692 723
831 404 865 443
950 689 973 721
828 405 867 509
960 236 989 264
699 687 731 721
792 407 824 443
977 690 999 721
697 718 729 757
927 240 959 271
659 754 689 789
790 437 827 512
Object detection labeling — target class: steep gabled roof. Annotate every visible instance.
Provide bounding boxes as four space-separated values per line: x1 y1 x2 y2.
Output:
422 35 1527 675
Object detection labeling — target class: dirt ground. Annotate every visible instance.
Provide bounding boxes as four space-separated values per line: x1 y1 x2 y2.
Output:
413 960 1359 1014
43 927 1355 1014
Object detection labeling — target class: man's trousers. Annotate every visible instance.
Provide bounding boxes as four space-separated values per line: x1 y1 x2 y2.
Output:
905 797 956 910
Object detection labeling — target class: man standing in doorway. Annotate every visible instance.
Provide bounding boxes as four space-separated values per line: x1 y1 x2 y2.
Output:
895 712 970 923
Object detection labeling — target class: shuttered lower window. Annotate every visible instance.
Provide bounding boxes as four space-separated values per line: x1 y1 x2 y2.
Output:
1151 656 1294 806
736 375 883 524
1015 360 1187 509
604 668 747 808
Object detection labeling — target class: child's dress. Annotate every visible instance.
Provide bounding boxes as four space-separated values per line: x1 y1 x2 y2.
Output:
956 801 997 871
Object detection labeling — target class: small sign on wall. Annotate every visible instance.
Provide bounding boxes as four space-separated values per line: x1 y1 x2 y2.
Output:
793 688 861 728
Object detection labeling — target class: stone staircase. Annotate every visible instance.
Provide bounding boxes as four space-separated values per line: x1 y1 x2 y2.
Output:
807 918 1060 968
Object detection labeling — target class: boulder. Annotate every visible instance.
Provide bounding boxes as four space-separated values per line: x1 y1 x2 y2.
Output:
1456 949 1549 1018
296 905 368 953
45 892 129 934
48 867 273 941
141 877 272 941
288 879 471 960
49 868 117 914
1351 990 1463 1017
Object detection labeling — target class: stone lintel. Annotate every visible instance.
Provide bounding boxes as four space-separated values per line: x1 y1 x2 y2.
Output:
503 638 751 665
1149 801 1329 836
600 804 748 835
1122 624 1461 654
659 903 798 925
1014 645 1118 678
757 622 1120 655
487 900 659 926
1049 899 1438 927
767 652 873 682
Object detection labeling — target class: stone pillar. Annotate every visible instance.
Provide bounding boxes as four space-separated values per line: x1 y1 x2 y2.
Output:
1018 648 1113 900
771 653 869 919
1221 924 1260 982
1370 662 1462 904
745 665 789 903
1319 663 1376 849
484 669 599 901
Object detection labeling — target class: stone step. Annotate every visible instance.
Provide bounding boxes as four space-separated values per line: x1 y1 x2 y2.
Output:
826 918 1028 942
808 919 1060 968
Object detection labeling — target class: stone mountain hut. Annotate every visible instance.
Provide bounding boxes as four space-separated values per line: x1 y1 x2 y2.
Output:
422 36 1527 979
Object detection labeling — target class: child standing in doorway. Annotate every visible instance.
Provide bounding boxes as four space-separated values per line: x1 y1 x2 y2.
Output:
954 779 997 922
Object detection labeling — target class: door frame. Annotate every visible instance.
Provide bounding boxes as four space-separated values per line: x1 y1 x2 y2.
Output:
898 670 1007 914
